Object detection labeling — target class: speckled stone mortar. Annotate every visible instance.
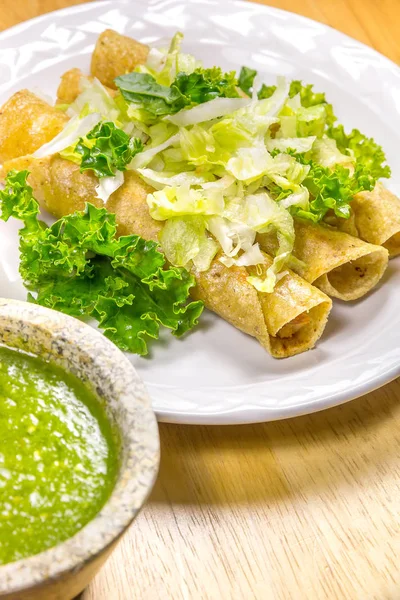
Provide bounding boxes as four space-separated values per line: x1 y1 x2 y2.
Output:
0 298 160 600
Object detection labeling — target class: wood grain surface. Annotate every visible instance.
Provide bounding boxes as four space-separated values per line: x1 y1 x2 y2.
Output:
1 1 400 599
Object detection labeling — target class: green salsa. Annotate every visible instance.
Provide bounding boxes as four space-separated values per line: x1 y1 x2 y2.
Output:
0 345 119 565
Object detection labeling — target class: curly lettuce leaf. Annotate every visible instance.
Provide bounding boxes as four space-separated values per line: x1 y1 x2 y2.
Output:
75 121 143 177
0 171 203 355
174 68 239 103
238 66 257 96
258 83 276 100
326 124 391 180
286 153 375 222
289 81 326 107
0 169 39 221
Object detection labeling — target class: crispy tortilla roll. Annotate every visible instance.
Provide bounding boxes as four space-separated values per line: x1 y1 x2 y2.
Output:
192 254 331 357
0 90 68 163
56 68 117 105
257 219 388 301
56 68 90 104
2 155 331 358
333 183 400 258
90 29 149 89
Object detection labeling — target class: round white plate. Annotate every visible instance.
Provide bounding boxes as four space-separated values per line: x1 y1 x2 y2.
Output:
1 0 400 424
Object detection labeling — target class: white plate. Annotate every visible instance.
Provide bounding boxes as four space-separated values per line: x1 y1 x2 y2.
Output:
1 0 400 424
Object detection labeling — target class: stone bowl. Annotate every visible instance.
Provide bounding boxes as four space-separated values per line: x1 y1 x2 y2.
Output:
0 298 160 600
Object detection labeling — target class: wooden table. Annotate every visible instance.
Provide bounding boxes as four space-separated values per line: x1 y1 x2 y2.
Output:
1 1 400 598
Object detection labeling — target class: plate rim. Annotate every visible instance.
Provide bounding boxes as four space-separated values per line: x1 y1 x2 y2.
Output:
1 0 400 425
0 0 398 73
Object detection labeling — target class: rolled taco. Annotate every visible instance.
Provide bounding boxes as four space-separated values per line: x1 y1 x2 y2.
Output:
56 68 91 105
2 153 332 358
0 90 68 163
90 29 149 89
257 219 388 301
331 183 400 258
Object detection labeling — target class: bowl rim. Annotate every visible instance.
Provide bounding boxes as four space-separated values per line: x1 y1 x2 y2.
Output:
0 298 160 595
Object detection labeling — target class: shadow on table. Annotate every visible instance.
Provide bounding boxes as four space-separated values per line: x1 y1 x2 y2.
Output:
150 377 400 505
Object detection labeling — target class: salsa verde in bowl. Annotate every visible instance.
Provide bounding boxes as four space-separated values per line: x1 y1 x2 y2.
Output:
0 298 159 600
0 346 120 565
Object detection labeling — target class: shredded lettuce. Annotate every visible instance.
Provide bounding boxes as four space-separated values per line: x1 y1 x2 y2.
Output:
147 122 177 146
125 43 390 291
262 153 310 190
213 102 279 144
176 101 278 171
67 78 121 122
33 113 101 158
192 235 219 271
265 136 316 153
129 133 180 169
246 192 295 293
311 137 354 169
143 32 200 86
159 216 218 271
212 191 295 290
153 32 187 85
238 69 336 137
220 242 265 268
226 142 272 182
147 185 225 220
144 47 167 74
179 125 222 166
167 97 250 127
137 168 213 189
207 216 256 257
0 171 203 355
259 79 336 126
95 170 124 202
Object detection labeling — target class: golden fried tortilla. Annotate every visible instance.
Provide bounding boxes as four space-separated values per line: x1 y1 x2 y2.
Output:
257 219 388 301
333 183 400 258
56 68 90 105
0 90 68 163
90 29 149 89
